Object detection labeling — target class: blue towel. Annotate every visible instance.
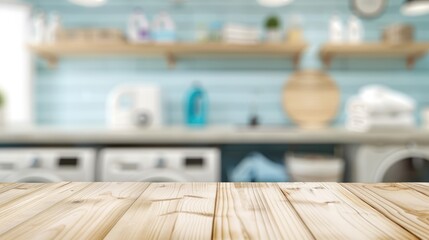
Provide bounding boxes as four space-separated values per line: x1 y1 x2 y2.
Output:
230 152 288 182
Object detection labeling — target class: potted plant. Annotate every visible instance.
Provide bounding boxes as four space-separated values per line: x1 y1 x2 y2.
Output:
265 15 283 42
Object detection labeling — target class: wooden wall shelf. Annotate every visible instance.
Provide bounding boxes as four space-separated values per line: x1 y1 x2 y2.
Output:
29 42 307 69
319 43 429 69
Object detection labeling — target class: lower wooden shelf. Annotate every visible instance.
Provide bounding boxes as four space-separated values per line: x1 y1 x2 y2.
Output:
319 42 429 69
29 42 307 69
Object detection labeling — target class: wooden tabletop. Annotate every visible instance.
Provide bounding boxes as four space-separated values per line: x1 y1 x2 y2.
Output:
0 182 428 240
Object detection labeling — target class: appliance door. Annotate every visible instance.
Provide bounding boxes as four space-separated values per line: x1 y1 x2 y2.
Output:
6 172 63 183
139 169 192 182
375 148 429 182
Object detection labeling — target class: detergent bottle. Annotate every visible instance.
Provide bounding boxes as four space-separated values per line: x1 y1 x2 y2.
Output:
185 82 207 127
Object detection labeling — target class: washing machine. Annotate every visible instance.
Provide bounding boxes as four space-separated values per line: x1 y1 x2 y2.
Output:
0 148 96 183
347 144 429 182
99 148 220 182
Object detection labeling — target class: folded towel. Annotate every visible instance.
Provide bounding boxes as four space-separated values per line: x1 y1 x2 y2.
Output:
223 29 260 39
345 87 416 132
346 113 415 132
222 24 261 44
357 85 415 113
223 38 260 45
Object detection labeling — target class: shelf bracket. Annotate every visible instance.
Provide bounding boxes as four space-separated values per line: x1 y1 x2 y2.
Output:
166 53 176 69
406 56 416 70
320 53 332 69
406 51 426 70
43 54 58 69
292 54 301 70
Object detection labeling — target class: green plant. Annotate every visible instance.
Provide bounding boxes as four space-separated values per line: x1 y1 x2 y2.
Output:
265 15 281 30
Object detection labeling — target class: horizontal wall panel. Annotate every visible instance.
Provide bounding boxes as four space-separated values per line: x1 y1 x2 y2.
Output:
24 0 429 127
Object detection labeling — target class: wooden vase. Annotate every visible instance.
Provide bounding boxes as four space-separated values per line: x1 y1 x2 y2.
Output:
282 70 340 128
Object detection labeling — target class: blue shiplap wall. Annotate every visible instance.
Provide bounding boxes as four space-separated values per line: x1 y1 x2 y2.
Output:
27 0 429 127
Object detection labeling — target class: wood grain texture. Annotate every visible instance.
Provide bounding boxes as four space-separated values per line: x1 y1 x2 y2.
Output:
278 182 417 240
30 42 307 57
405 183 429 197
0 183 87 234
30 42 306 69
319 43 429 69
343 183 429 239
0 182 149 240
105 183 217 240
0 183 12 191
0 183 48 206
0 183 23 195
0 182 427 240
320 43 429 56
213 182 314 240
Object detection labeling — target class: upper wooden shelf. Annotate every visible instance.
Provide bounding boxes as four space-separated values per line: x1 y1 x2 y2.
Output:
29 42 307 69
319 43 429 69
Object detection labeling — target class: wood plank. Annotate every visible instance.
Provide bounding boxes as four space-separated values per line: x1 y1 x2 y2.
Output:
278 182 417 240
320 43 429 56
404 183 429 197
30 42 307 57
0 183 11 191
0 183 24 195
0 182 427 239
319 42 429 69
414 182 429 188
0 183 88 234
213 182 314 240
0 182 149 240
105 183 217 240
0 183 50 206
29 42 306 68
343 183 429 239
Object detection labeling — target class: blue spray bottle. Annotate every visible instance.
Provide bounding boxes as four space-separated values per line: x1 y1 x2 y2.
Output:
185 82 207 127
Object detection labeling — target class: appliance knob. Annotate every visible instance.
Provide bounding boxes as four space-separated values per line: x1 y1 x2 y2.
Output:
135 110 151 127
30 157 41 168
155 158 166 169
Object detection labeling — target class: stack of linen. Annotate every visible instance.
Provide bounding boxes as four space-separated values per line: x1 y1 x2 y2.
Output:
346 85 416 132
222 24 260 44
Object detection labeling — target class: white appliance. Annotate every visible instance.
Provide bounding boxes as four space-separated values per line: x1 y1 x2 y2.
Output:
0 148 96 182
0 3 33 126
347 144 429 182
99 148 220 182
107 85 162 129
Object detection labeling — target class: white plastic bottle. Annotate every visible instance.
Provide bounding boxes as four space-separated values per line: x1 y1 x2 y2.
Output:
152 12 177 43
329 14 343 43
127 8 151 43
46 12 61 44
31 12 46 44
348 15 363 43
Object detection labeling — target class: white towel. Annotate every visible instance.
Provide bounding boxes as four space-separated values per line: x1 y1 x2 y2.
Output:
345 93 416 132
222 24 261 44
346 110 415 132
346 115 415 132
358 85 415 113
223 38 260 45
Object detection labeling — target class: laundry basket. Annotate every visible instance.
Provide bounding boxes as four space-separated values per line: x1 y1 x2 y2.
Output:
285 154 345 182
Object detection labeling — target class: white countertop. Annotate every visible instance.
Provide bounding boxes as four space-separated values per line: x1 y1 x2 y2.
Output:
0 126 428 144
